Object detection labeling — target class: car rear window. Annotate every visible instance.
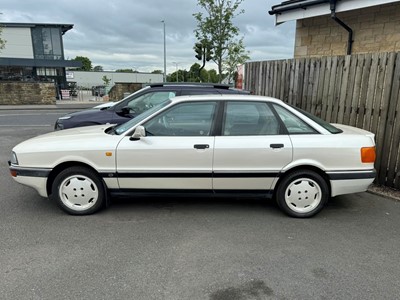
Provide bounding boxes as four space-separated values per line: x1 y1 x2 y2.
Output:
291 106 343 134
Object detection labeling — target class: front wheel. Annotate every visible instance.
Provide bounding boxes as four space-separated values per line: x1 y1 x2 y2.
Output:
276 170 329 218
51 166 105 215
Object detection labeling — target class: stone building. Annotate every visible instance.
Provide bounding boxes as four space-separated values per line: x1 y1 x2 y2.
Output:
0 23 81 104
269 0 400 57
0 22 81 88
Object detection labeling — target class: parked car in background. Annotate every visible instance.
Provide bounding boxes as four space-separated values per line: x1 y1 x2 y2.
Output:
54 83 248 130
10 94 376 217
92 102 115 109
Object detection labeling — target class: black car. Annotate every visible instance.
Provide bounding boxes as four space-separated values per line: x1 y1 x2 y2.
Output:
55 83 248 130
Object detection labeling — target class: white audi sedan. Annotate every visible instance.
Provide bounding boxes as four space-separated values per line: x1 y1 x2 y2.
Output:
9 95 376 217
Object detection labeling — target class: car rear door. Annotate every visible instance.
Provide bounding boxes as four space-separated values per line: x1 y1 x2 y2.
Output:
116 101 218 191
213 101 293 192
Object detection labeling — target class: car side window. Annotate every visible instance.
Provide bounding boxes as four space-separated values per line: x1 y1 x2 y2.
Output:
223 101 280 136
127 91 176 115
272 104 317 134
144 102 217 136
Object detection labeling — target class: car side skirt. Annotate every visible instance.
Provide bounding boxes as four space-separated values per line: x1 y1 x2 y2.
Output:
102 171 280 191
109 189 274 199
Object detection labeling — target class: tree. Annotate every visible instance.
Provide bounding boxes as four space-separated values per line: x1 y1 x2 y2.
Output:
115 69 137 73
189 63 202 81
167 69 184 82
0 25 6 51
93 65 104 72
224 38 250 84
151 70 163 74
207 69 219 83
73 56 92 71
102 76 111 88
194 0 245 83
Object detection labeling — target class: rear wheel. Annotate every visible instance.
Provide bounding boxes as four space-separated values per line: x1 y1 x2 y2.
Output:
276 170 329 218
52 166 105 215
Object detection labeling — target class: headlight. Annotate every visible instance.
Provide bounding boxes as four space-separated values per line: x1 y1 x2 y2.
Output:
58 116 72 120
10 151 18 165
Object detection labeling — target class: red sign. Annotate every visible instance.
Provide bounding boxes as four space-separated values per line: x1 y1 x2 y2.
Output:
61 89 70 100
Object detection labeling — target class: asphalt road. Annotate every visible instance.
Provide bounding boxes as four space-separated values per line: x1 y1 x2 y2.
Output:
1 110 400 300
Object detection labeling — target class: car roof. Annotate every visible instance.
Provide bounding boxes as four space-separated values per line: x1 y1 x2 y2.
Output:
169 94 284 104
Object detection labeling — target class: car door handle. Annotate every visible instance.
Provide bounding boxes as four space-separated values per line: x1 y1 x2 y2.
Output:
270 143 284 149
194 144 210 149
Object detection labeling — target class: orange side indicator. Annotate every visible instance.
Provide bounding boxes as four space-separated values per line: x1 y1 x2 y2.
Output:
10 170 17 177
361 147 376 163
105 152 112 157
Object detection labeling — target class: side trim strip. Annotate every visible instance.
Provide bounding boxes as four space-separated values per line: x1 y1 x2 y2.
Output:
327 169 376 180
213 172 280 178
101 171 281 179
114 172 212 178
12 167 376 181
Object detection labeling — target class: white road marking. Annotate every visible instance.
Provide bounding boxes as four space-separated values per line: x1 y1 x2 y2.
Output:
0 125 51 127
0 113 64 117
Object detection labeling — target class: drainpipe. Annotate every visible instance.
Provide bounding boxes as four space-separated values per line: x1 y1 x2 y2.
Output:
330 0 353 55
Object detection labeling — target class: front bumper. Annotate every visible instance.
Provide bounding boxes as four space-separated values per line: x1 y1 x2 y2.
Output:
9 164 52 197
54 120 64 130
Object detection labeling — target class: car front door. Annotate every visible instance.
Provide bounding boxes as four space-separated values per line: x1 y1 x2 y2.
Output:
116 101 218 191
213 101 293 193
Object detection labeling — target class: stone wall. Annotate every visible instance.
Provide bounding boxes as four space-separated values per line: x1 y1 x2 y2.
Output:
0 82 56 105
295 2 400 57
108 83 143 101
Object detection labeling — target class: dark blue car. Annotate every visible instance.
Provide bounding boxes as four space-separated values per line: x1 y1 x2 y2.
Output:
55 83 248 130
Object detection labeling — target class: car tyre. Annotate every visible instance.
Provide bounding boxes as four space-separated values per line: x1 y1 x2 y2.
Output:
52 166 105 215
276 170 329 218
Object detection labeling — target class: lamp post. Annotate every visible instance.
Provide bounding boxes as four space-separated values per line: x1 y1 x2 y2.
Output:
161 20 166 82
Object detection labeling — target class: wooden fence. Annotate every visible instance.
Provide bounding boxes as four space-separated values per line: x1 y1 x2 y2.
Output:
244 52 400 189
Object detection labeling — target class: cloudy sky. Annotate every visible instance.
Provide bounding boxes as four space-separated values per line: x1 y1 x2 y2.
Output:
1 0 295 73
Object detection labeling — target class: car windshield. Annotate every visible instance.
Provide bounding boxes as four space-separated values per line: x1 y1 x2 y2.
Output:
113 100 171 135
291 105 343 134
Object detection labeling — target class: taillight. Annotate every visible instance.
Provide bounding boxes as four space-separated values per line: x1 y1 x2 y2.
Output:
361 147 376 163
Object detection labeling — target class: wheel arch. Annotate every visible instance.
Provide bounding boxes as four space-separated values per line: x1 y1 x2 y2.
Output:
46 161 103 197
274 165 331 198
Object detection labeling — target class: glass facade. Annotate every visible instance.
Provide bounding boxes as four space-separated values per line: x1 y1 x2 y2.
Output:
31 27 63 60
0 66 35 81
0 66 63 83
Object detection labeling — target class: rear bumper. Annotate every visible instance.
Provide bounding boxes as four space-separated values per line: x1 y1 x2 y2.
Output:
327 169 376 197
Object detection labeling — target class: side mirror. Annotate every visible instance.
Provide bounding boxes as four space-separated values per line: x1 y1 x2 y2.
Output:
130 125 146 141
117 106 134 116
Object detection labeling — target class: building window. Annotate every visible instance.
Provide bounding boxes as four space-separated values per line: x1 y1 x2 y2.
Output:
0 67 34 81
32 27 63 60
36 68 59 76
